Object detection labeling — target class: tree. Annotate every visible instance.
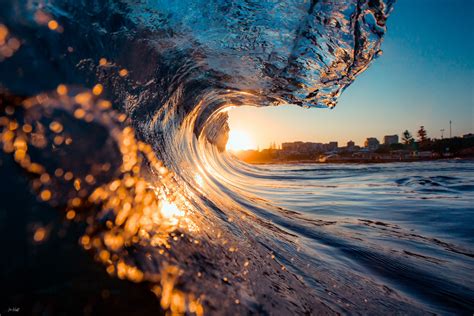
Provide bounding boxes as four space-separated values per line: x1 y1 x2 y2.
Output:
402 130 414 145
417 126 428 143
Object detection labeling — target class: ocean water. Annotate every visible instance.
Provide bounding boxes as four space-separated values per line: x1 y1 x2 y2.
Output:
1 0 474 315
218 160 474 313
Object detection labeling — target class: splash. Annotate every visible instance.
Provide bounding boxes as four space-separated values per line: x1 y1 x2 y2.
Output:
0 87 205 314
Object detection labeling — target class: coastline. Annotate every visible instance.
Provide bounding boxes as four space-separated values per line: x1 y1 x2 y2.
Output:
241 156 474 165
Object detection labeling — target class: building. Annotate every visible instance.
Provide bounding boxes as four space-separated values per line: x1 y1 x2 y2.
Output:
347 140 355 148
364 137 380 151
383 135 399 145
327 142 338 152
281 142 324 153
463 133 474 139
281 141 303 152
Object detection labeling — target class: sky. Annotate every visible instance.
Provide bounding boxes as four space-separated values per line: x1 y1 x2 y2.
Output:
228 0 474 149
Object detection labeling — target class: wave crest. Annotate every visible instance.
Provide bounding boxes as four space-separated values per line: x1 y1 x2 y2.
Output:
0 1 413 314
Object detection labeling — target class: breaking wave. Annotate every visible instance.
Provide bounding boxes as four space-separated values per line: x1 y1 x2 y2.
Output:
2 0 473 314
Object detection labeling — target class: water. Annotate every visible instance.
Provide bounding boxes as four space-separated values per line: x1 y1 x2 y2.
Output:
215 160 474 313
1 0 473 315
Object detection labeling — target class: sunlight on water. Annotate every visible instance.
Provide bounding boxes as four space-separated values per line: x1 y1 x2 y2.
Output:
160 200 185 226
0 87 204 315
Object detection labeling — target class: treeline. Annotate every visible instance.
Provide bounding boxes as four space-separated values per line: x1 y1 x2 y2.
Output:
377 126 474 155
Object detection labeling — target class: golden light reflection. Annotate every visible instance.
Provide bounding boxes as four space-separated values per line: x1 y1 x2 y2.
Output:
118 68 128 77
226 129 256 152
0 86 204 315
92 83 103 96
160 200 185 225
0 24 21 61
33 227 47 243
194 173 204 187
47 20 59 31
66 209 76 220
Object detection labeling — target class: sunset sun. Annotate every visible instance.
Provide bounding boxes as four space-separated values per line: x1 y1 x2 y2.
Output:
226 130 256 152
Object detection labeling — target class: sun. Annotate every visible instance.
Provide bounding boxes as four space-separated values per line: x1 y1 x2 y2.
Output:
226 130 256 152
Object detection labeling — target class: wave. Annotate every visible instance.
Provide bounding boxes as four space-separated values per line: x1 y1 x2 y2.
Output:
2 0 474 315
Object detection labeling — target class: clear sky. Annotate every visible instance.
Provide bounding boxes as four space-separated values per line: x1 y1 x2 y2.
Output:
228 0 474 148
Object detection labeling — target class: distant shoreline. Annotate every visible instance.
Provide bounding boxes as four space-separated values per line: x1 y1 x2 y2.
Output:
233 137 474 165
242 156 474 165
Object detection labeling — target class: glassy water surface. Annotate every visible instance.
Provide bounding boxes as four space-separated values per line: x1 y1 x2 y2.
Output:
232 160 474 313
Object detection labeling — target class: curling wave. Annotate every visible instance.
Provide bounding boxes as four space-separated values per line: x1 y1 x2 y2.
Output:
1 0 474 315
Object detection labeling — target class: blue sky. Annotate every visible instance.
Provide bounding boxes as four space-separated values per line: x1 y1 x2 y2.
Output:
228 0 474 147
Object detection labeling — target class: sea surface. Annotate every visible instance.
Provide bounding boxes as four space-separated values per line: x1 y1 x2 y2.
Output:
210 158 474 314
